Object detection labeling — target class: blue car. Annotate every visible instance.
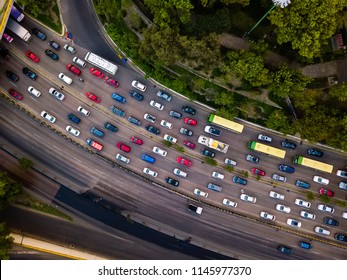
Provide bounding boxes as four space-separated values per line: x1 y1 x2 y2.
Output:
111 93 126 104
281 139 296 149
109 105 125 117
90 127 105 138
279 164 295 173
129 90 144 101
141 153 155 164
278 245 292 255
295 180 310 189
307 148 323 157
299 241 312 250
67 113 80 124
232 176 247 185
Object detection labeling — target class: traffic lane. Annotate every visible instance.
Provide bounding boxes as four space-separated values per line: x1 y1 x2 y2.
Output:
1 104 345 260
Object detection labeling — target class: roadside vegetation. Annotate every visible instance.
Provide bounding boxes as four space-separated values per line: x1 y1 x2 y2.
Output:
93 0 347 151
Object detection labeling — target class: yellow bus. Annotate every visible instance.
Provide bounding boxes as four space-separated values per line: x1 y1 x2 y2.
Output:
208 114 244 134
247 141 286 159
292 155 333 173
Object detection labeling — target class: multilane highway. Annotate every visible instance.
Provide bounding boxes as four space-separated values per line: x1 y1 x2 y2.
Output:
0 10 346 259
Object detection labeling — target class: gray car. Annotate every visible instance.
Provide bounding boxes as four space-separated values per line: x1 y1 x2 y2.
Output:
272 173 287 182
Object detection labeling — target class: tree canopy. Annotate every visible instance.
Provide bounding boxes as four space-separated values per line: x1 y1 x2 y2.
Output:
269 0 347 58
0 172 22 210
0 223 13 260
329 82 347 102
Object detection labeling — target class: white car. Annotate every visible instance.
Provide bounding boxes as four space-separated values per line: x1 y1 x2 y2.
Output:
260 211 275 221
144 113 156 123
240 194 256 203
150 100 164 111
313 176 329 185
160 120 173 129
272 173 287 182
49 87 65 101
40 111 56 123
173 168 188 178
336 170 347 178
65 125 80 137
27 86 41 97
143 167 157 177
64 44 76 54
212 171 224 180
115 153 130 164
194 188 208 198
269 191 284 200
58 73 73 85
276 204 291 213
77 106 90 116
287 218 301 228
72 56 86 67
295 199 311 208
131 80 146 92
317 204 334 213
152 146 167 157
163 134 177 144
223 198 237 208
224 158 237 166
314 226 330 235
257 134 272 142
342 212 347 219
300 211 316 220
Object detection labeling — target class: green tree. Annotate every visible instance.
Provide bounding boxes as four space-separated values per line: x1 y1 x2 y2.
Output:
140 27 182 66
269 65 311 98
0 172 23 210
329 82 347 102
269 0 347 58
250 39 269 56
18 157 33 171
0 223 13 260
306 191 314 201
144 0 193 29
265 110 295 134
225 50 270 87
200 0 250 6
293 89 319 111
214 91 235 106
216 106 238 119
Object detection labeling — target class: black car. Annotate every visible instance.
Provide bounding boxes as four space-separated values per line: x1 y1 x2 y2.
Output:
165 177 179 187
182 106 196 115
129 90 144 101
22 67 38 80
104 122 118 132
45 49 59 61
6 71 19 82
334 233 347 242
169 110 182 119
201 148 215 158
307 148 323 157
67 113 80 124
323 217 339 226
32 28 46 40
281 139 296 149
205 125 221 137
278 245 292 255
49 40 61 50
278 164 295 173
128 116 141 126
179 127 193 136
146 125 160 135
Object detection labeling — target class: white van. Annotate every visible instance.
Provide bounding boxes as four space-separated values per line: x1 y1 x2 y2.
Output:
27 86 41 97
212 171 224 180
73 56 87 68
173 168 187 178
58 73 73 85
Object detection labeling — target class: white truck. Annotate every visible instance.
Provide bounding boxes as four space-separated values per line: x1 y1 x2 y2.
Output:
6 18 31 42
198 135 229 153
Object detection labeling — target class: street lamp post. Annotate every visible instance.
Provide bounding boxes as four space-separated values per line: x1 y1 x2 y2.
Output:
243 0 291 39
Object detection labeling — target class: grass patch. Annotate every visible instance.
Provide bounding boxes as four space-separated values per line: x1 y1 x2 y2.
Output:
15 191 72 221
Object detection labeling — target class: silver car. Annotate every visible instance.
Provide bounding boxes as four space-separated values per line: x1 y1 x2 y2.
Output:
272 173 287 182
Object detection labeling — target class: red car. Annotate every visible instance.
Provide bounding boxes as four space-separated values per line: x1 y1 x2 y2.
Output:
90 68 104 78
251 168 266 176
184 117 197 126
25 51 40 63
319 188 334 197
183 139 195 149
176 156 192 167
130 136 143 145
104 76 119 87
116 141 131 153
8 89 23 100
86 92 101 103
66 64 82 76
